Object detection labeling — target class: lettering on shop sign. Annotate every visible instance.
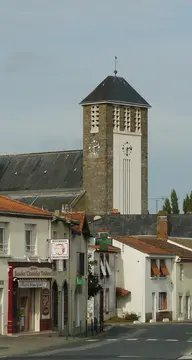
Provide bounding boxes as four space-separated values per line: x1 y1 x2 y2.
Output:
13 266 52 278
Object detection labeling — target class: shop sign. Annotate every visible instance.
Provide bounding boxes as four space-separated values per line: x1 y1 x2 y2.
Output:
13 266 52 278
50 239 69 260
18 280 50 288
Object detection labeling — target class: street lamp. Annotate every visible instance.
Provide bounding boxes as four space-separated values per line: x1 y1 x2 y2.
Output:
149 197 166 213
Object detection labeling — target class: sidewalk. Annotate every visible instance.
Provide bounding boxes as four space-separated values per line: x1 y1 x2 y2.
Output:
0 332 84 357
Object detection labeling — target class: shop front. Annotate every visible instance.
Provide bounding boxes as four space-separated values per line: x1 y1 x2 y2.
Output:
8 263 52 334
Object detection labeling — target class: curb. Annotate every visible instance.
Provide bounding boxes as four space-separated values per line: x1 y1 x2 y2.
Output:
104 321 192 326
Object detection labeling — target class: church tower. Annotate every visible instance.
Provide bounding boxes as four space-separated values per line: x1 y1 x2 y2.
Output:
80 71 151 216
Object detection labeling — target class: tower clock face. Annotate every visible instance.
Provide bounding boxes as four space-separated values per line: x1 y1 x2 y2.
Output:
88 139 100 155
122 141 132 157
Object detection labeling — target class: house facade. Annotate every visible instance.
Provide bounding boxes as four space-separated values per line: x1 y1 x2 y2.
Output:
167 237 192 321
87 233 120 323
113 235 174 322
112 217 192 322
0 197 89 335
0 196 53 335
51 212 89 335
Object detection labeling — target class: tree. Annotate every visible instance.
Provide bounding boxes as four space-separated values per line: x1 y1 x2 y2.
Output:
170 189 180 214
189 191 192 212
183 194 190 214
88 254 102 299
163 198 171 214
183 192 192 213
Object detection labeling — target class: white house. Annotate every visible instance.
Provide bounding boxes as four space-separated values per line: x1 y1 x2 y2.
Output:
0 196 89 336
0 195 53 335
112 214 192 323
112 235 175 322
88 232 120 323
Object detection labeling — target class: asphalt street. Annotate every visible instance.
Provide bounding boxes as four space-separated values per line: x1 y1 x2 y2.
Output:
5 323 192 360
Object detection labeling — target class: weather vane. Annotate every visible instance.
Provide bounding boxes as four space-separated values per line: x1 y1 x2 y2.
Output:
114 56 118 76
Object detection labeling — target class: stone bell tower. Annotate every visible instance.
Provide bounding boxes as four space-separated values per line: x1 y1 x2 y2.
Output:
80 70 151 216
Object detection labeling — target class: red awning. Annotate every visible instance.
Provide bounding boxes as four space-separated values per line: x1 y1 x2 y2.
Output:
116 287 130 297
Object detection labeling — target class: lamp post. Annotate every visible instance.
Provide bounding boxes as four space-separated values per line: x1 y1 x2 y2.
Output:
149 197 166 213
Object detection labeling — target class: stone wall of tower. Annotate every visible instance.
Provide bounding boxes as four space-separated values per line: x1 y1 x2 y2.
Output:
141 108 148 214
83 104 113 216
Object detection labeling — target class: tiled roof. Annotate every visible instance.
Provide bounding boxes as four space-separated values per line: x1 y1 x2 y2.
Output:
80 75 151 107
0 195 52 217
0 150 82 192
168 237 192 250
135 236 192 258
63 212 86 233
88 244 120 253
113 235 173 255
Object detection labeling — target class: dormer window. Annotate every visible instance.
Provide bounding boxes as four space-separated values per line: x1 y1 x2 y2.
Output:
124 107 130 132
91 105 99 133
113 106 120 130
134 108 141 132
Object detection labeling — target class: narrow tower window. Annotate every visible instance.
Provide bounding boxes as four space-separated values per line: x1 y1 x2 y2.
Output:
134 108 141 132
124 107 130 131
91 105 99 133
113 106 120 130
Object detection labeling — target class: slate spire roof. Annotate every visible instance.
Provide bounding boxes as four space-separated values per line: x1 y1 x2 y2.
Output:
80 75 151 108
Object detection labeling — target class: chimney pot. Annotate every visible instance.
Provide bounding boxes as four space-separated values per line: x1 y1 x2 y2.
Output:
157 211 168 240
112 208 120 214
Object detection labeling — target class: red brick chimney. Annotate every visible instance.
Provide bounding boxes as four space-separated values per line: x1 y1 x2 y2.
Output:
157 211 168 240
111 209 120 214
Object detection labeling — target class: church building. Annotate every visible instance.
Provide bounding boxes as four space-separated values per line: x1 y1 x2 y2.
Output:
0 73 151 216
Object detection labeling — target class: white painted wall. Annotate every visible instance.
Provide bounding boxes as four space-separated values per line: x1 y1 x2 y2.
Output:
113 132 141 214
113 238 145 321
145 257 173 320
0 215 50 258
174 261 192 321
0 214 51 335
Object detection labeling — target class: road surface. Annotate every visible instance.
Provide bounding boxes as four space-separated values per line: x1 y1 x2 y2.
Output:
4 323 192 360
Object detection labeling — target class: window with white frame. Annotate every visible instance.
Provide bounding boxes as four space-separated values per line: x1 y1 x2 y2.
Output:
100 253 106 278
105 288 109 313
159 292 167 310
105 253 111 277
0 224 8 253
134 108 141 132
150 259 160 277
180 264 184 281
124 107 130 131
113 106 120 130
91 105 99 133
179 295 183 315
25 226 36 255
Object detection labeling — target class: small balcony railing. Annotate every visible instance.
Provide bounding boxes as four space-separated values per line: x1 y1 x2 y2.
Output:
0 243 8 254
25 244 36 255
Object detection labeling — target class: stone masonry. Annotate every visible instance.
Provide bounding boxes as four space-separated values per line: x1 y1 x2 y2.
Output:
82 104 148 216
83 104 113 215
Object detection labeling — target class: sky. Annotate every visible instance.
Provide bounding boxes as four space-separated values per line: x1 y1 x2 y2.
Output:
0 0 191 213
